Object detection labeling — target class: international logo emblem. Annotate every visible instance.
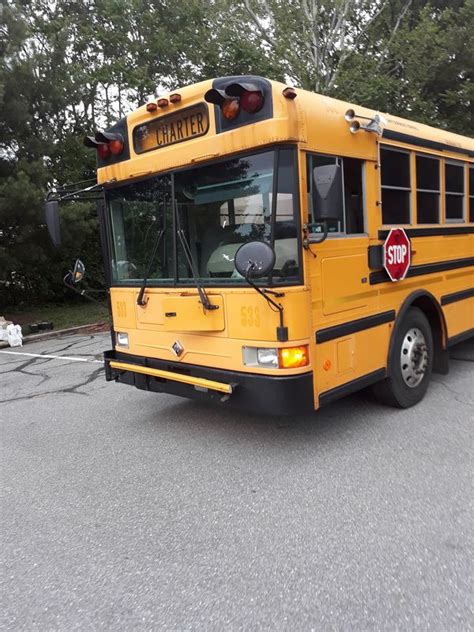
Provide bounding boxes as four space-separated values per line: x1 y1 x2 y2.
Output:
172 340 184 357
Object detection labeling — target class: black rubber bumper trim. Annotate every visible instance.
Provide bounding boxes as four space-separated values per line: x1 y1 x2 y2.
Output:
370 257 474 285
382 129 474 158
104 349 314 415
447 328 474 348
441 288 474 306
378 226 474 240
379 226 474 239
315 310 395 344
318 368 386 408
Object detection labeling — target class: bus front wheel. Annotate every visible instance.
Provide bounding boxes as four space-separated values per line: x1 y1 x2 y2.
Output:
373 307 434 408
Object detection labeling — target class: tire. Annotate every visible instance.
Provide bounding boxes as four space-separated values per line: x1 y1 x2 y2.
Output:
372 307 433 408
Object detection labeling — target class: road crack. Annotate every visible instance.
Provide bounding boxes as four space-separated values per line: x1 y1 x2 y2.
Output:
0 366 105 405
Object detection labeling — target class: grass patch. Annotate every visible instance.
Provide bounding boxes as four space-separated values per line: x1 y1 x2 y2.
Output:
4 300 109 333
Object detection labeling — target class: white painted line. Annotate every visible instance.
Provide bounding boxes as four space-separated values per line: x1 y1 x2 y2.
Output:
0 350 103 363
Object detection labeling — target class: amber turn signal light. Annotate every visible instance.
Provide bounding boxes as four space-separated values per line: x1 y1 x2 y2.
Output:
278 345 309 369
222 98 240 120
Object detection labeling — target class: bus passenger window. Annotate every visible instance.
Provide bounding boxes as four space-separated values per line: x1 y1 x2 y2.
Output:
306 154 364 235
469 166 474 222
380 147 411 225
445 161 465 221
416 155 440 224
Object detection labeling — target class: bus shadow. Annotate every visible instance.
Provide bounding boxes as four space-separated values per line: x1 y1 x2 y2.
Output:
143 338 473 446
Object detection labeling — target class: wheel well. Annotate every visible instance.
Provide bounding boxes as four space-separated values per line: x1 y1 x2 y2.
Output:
401 292 449 375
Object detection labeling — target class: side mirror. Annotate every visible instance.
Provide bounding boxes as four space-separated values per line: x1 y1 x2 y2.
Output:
313 164 343 221
234 241 275 279
71 259 85 284
44 199 61 247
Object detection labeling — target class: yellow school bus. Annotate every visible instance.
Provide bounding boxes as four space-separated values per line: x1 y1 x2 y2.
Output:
78 75 473 414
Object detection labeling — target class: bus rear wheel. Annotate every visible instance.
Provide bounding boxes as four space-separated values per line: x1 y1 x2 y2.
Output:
373 307 433 408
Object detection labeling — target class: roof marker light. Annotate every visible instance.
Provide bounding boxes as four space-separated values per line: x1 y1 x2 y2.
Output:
282 87 297 99
146 102 158 112
169 93 181 103
157 98 169 108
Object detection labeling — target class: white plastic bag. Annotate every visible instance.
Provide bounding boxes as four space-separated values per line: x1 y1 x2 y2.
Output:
6 324 23 347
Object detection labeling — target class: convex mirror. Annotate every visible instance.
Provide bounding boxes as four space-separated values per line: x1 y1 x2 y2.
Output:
44 200 61 247
72 259 85 284
234 241 275 279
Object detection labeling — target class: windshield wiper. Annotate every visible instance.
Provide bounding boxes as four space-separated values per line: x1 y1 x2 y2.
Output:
174 203 218 312
136 226 166 306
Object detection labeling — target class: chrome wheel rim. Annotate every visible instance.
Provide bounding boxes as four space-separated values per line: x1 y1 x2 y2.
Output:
400 327 428 388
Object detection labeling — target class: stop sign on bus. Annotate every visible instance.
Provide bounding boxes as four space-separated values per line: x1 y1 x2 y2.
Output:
383 228 411 281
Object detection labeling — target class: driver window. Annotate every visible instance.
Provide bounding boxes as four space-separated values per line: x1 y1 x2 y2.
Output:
307 153 365 235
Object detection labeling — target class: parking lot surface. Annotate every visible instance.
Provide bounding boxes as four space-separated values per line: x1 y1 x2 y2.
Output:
1 333 473 630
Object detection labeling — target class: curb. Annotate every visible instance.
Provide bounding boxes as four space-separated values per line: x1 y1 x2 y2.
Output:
0 322 109 349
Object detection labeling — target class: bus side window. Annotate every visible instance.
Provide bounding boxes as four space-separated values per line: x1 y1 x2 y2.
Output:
380 147 411 225
416 154 440 224
445 161 465 222
306 153 364 235
470 165 474 223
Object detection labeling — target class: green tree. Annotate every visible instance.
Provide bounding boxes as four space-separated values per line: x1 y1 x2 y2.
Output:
0 1 101 307
1 0 471 310
231 0 472 134
338 0 473 134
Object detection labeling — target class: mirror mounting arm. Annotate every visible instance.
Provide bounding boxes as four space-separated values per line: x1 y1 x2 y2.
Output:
303 221 328 247
262 288 284 298
63 272 103 304
245 265 288 343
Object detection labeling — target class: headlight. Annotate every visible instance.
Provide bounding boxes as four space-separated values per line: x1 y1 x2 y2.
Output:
242 345 309 369
243 346 278 368
116 331 129 347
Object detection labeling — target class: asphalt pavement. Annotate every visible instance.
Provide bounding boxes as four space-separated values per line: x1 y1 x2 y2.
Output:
1 333 473 631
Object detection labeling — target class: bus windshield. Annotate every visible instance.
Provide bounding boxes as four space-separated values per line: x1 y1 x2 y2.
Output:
107 148 300 286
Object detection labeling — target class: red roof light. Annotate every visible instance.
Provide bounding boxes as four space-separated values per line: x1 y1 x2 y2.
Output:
109 139 124 155
240 90 264 113
97 143 110 160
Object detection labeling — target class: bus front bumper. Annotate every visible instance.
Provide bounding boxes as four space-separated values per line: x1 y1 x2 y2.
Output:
104 350 314 415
